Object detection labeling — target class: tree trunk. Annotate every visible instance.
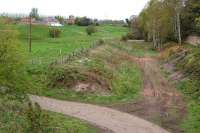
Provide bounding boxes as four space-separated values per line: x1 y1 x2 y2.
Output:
176 12 182 44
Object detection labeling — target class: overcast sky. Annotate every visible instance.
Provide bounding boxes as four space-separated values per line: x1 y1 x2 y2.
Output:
0 0 149 20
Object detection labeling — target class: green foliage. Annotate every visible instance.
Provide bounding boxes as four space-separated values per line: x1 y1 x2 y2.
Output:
48 66 85 87
75 17 93 26
0 30 25 92
0 24 127 67
36 45 142 104
86 25 97 35
177 49 200 80
55 15 64 24
98 39 105 45
121 35 128 41
0 98 98 133
30 8 39 20
177 79 200 132
121 32 137 41
26 102 51 133
49 28 62 38
195 17 200 32
112 62 141 96
181 0 200 37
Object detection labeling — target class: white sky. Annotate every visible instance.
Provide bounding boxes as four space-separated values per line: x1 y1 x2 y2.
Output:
0 0 149 20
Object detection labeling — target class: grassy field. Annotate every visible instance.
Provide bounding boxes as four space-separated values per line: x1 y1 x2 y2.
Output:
31 44 143 105
0 24 128 132
0 24 127 66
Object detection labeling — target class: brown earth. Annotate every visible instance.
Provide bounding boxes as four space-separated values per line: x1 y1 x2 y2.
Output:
108 57 186 133
30 95 169 133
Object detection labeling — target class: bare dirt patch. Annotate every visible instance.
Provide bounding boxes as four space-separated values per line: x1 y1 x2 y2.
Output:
108 57 186 133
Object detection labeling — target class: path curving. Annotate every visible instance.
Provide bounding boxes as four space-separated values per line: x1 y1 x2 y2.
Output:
29 95 169 133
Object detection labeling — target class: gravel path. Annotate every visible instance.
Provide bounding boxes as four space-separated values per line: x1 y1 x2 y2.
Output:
29 95 169 133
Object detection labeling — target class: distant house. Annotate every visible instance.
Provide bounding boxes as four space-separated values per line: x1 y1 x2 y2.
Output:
66 15 75 25
43 17 63 27
20 17 36 24
43 17 58 24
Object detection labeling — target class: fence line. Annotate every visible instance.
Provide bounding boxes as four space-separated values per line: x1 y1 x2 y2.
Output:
29 40 105 66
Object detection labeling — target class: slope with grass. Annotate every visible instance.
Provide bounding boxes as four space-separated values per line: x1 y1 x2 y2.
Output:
160 44 200 133
31 44 143 105
0 24 127 133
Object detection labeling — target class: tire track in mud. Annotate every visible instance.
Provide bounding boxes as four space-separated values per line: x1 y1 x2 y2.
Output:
109 57 186 133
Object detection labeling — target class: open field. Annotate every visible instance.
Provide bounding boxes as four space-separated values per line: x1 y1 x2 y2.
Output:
0 24 127 66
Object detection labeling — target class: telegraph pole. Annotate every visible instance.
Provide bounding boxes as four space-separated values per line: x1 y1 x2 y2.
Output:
29 16 32 52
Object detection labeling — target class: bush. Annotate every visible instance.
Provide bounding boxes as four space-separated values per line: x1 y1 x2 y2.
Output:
86 25 96 35
26 102 51 133
49 28 61 38
126 32 135 40
75 17 93 26
120 32 135 41
0 30 25 92
98 39 105 45
121 35 128 41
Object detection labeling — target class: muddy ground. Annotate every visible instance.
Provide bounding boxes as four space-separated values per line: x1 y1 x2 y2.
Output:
108 57 186 133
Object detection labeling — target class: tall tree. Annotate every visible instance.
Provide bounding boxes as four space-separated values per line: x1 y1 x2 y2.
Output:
30 8 39 20
165 0 185 44
55 16 64 24
138 0 173 49
181 0 200 37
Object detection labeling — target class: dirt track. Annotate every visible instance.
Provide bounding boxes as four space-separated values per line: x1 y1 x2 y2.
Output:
109 57 186 133
30 95 169 133
29 56 185 133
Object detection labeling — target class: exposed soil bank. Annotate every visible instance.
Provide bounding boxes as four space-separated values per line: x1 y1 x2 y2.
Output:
108 57 186 133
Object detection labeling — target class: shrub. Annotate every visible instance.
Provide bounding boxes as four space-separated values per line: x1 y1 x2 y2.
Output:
121 35 128 41
26 102 51 133
126 32 135 40
120 32 135 41
98 39 105 45
86 25 96 35
49 28 61 38
76 17 93 26
0 30 25 92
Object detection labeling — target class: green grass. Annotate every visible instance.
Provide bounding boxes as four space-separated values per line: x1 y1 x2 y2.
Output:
0 93 98 133
176 79 200 133
30 45 143 105
0 24 127 67
111 41 158 57
0 24 127 132
0 103 98 133
160 43 200 133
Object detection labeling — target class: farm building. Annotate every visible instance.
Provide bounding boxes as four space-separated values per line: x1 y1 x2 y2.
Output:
66 15 75 25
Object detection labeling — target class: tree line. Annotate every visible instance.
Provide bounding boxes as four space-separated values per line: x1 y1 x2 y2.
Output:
129 0 200 50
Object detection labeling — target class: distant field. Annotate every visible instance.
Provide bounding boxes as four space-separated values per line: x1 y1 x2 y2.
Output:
0 24 127 66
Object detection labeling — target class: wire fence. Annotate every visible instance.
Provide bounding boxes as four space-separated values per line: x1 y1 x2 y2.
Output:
29 40 105 66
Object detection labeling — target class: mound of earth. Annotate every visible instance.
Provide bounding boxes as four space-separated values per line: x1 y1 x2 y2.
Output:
48 66 111 95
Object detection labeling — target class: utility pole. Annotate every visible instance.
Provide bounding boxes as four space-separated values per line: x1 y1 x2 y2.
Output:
29 16 32 52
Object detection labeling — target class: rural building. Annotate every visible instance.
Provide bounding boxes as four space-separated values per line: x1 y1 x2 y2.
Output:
66 15 75 25
42 17 63 26
43 17 58 25
20 17 36 24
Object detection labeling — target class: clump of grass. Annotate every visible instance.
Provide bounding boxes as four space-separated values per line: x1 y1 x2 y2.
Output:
177 79 200 133
42 45 142 104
